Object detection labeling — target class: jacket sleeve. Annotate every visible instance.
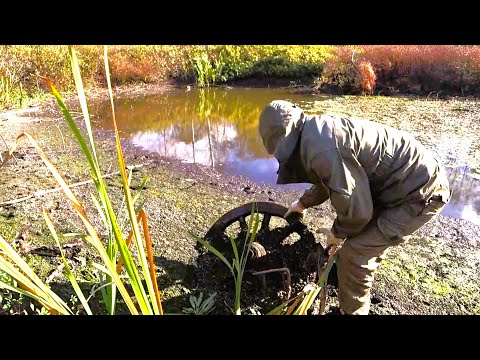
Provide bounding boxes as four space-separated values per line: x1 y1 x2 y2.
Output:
299 183 330 208
310 149 373 239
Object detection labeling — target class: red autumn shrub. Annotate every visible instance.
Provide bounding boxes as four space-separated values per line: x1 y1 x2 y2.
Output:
316 47 376 95
360 45 480 95
107 54 157 85
357 60 376 94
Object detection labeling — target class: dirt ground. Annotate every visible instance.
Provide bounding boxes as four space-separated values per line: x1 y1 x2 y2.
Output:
0 84 479 315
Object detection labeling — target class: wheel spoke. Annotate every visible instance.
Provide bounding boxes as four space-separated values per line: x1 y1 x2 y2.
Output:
261 214 271 231
270 225 296 242
238 216 248 233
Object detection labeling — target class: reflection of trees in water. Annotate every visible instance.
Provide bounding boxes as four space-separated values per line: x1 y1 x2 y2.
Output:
198 89 214 169
445 166 480 217
90 88 278 159
130 118 239 169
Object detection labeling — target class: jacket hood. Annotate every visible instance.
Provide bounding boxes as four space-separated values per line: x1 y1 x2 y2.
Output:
258 100 306 162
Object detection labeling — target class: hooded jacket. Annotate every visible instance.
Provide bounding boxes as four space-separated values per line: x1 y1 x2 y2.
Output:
259 100 451 239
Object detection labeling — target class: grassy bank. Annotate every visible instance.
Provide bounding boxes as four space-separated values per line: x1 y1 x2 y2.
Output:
1 67 480 313
3 45 480 111
0 45 331 110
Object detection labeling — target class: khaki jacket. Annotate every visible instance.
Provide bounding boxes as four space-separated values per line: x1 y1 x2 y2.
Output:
273 114 450 239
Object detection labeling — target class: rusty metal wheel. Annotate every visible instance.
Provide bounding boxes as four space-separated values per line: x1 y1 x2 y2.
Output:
203 201 323 270
195 201 328 313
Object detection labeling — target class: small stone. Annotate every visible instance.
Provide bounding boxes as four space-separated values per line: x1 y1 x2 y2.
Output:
243 186 254 194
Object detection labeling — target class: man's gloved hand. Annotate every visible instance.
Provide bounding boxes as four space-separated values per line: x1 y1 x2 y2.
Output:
326 232 346 245
284 200 305 218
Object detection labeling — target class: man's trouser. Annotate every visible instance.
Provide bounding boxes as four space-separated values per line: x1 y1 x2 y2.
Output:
336 192 450 315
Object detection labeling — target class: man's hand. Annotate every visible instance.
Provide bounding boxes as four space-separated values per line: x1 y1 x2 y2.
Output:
284 200 305 218
326 232 346 245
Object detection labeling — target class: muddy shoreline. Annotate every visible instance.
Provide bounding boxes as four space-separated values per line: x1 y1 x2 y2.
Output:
1 83 479 315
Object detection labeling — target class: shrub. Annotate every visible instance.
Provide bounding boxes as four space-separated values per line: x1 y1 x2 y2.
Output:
315 46 375 95
361 45 480 95
357 60 376 94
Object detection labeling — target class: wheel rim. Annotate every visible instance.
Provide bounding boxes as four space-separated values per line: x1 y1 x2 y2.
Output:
195 202 326 312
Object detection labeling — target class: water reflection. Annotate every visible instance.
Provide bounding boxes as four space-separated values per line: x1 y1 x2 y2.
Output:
90 88 480 226
91 87 318 176
443 166 480 225
130 124 238 170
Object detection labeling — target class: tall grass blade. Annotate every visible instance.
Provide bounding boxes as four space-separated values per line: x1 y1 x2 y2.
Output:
90 193 115 313
266 293 303 315
191 203 261 315
46 74 118 313
291 249 338 315
46 46 155 314
1 45 165 315
68 46 100 165
2 132 139 314
0 279 63 315
43 210 93 315
191 233 234 273
68 45 120 314
229 236 240 273
103 45 160 314
235 205 260 314
139 210 163 313
0 236 73 314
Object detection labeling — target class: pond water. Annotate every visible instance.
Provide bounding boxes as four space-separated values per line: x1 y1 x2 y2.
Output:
90 88 480 226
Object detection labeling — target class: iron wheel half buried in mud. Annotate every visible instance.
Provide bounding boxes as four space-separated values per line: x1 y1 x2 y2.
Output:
194 201 337 314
